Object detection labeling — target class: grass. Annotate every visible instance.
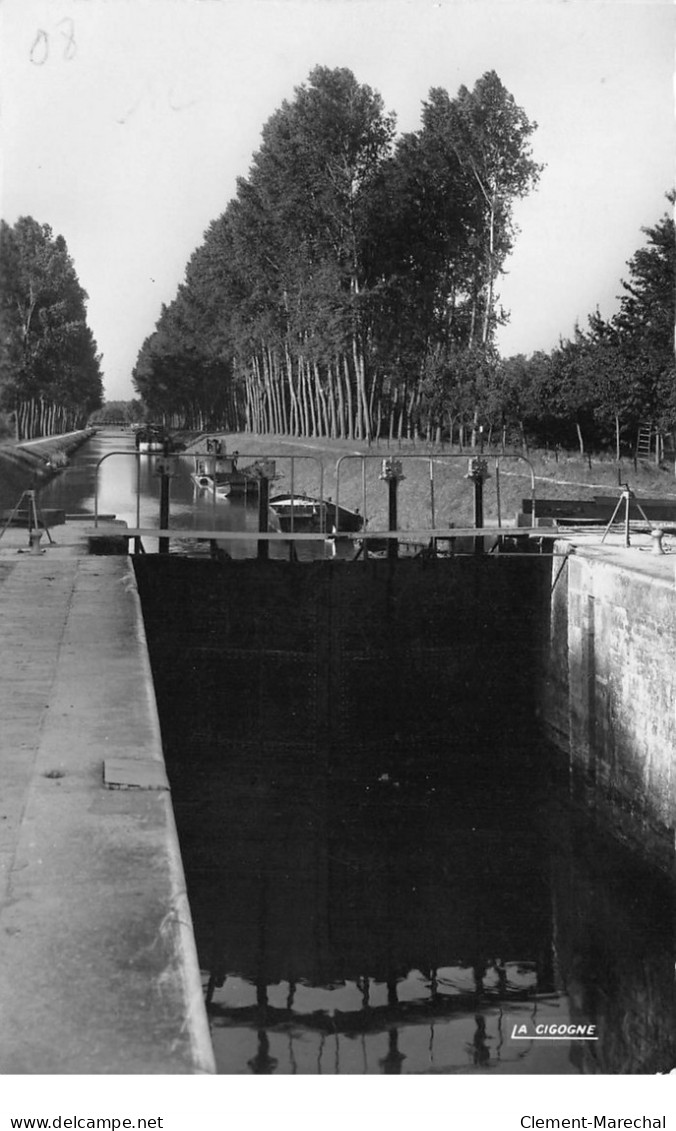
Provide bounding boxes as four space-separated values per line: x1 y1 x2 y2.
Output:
187 432 676 532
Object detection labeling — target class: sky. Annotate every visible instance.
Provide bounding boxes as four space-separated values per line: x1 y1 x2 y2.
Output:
1 0 674 403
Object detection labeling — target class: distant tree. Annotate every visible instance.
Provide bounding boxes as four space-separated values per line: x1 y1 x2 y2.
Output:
362 94 480 438
89 399 147 425
365 72 542 440
440 71 543 345
485 353 540 450
233 65 396 439
0 217 103 438
500 196 675 457
611 196 676 432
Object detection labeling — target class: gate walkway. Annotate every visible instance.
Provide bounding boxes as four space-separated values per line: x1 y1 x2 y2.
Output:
0 555 214 1073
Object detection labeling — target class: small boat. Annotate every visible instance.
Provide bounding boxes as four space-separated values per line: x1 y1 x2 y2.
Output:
134 425 182 453
268 493 363 535
192 455 281 499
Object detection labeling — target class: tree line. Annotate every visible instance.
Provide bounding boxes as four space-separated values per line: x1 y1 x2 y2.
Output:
133 66 674 457
0 217 104 439
133 67 543 439
493 198 675 457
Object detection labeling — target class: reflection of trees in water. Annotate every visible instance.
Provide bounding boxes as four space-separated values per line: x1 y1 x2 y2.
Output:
194 769 554 993
470 1014 491 1068
206 967 546 1074
196 781 676 1074
192 748 558 1073
247 1030 278 1075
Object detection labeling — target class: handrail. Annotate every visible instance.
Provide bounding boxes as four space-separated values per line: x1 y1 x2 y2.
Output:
92 446 544 556
86 526 551 542
334 451 537 531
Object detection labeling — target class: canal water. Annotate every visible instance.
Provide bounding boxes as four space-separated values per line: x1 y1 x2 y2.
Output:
35 428 332 559
36 431 676 1074
184 752 676 1076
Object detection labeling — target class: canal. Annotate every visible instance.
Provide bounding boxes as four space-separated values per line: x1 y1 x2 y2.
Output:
36 430 676 1074
35 428 273 558
36 427 340 559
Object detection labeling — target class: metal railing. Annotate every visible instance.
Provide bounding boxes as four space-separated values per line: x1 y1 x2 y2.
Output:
336 450 538 529
90 447 546 558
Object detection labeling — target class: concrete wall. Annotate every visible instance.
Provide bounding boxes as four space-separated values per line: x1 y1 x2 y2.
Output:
552 807 676 1074
543 542 676 852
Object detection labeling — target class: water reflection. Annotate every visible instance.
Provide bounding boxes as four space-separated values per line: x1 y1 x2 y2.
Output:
172 739 675 1075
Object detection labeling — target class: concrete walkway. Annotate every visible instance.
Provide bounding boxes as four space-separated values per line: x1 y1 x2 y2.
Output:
0 554 214 1074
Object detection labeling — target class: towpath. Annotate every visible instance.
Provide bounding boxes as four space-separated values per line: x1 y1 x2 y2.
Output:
0 548 214 1074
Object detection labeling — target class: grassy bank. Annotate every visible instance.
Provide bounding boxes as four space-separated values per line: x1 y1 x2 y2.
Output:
185 432 676 530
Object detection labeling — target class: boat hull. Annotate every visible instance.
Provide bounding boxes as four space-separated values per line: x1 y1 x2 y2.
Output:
269 494 363 535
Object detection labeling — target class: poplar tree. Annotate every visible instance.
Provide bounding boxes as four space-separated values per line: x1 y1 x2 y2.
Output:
443 71 543 346
134 68 542 442
0 217 103 438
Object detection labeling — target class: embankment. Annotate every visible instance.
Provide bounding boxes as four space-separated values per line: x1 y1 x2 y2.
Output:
0 429 95 509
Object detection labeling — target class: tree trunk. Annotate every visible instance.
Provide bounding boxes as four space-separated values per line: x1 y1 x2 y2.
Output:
306 358 318 437
575 421 584 455
343 355 354 441
285 345 300 435
481 192 497 345
335 361 345 439
315 363 328 437
327 364 337 439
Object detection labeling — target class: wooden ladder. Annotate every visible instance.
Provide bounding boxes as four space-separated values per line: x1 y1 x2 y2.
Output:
635 423 653 460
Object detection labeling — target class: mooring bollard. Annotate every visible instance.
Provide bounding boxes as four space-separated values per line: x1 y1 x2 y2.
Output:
379 458 405 560
651 528 665 555
29 529 44 555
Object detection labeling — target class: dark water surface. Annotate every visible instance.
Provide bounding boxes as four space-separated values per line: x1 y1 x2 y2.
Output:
37 433 676 1074
133 552 676 1079
176 745 676 1076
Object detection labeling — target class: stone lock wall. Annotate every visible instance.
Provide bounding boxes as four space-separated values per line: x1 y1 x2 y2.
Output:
542 543 676 842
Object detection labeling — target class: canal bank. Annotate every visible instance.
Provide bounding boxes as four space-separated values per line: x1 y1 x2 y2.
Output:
0 554 214 1074
0 429 96 511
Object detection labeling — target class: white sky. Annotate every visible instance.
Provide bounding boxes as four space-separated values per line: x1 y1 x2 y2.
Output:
1 0 674 402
